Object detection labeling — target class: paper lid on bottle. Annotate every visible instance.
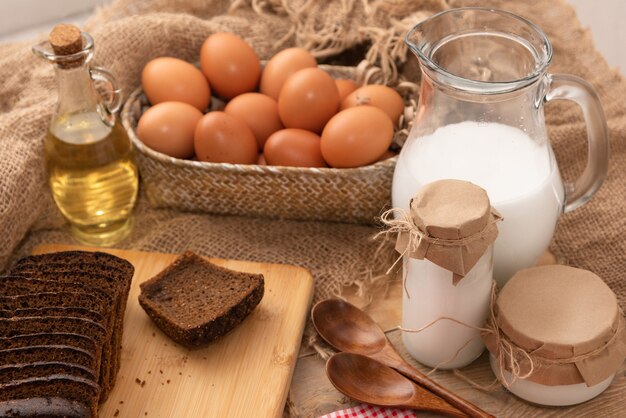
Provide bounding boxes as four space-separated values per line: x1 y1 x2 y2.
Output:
483 265 626 387
395 179 501 283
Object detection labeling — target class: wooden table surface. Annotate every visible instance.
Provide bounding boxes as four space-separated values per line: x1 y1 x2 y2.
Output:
287 253 626 418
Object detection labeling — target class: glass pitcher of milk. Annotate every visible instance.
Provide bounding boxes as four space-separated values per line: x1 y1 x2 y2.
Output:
393 8 609 285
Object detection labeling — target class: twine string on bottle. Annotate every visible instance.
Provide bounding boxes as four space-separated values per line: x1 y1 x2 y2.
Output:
375 207 502 298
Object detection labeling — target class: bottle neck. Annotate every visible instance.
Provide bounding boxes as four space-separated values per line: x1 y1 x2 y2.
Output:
54 63 101 117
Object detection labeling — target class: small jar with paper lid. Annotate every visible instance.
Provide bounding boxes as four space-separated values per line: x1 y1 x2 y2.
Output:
382 179 501 369
484 265 626 406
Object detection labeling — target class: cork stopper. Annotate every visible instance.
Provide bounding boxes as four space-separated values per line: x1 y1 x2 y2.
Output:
49 24 84 67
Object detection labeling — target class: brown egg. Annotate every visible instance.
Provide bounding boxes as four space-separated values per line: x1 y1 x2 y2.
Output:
200 33 261 99
264 129 326 167
194 111 258 164
141 57 211 111
335 79 358 101
136 102 203 159
321 106 393 168
341 84 404 125
278 68 340 133
260 48 317 100
224 93 284 150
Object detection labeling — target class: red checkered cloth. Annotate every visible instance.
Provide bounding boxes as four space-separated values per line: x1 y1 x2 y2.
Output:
319 404 417 418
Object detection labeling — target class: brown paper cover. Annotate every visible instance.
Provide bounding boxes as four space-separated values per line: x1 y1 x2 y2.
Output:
483 265 626 387
395 179 500 283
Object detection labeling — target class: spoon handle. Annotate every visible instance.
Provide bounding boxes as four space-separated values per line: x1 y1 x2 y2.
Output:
392 361 494 418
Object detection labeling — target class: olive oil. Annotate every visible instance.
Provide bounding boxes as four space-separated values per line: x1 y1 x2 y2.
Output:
34 25 139 246
45 112 138 245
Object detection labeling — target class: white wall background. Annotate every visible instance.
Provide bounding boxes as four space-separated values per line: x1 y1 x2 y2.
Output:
568 0 625 74
0 0 624 75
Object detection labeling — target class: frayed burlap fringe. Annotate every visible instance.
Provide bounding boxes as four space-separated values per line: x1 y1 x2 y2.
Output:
229 0 448 84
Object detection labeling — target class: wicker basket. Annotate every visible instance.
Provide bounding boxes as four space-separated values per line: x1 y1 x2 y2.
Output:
121 65 414 224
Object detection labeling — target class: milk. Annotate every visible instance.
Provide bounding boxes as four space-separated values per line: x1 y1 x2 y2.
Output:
392 122 565 285
402 250 493 369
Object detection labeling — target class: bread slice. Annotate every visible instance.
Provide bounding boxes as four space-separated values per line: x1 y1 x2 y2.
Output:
0 291 110 315
14 251 135 279
0 346 97 372
139 252 264 348
0 362 96 383
0 333 96 353
0 375 99 417
0 307 105 325
0 397 91 418
0 277 113 307
0 316 106 391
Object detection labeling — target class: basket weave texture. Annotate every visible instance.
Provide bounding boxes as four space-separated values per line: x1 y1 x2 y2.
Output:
121 65 405 224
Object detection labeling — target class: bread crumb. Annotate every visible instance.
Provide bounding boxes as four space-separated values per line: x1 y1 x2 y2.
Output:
119 401 124 404
114 410 120 417
135 378 146 387
167 379 171 384
148 370 151 374
178 372 182 375
152 332 156 337
159 369 163 374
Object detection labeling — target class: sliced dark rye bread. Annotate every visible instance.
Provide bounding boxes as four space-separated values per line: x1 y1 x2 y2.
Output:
0 277 114 309
0 375 99 417
0 316 107 344
0 333 97 353
0 346 97 372
14 255 134 310
0 397 91 418
0 361 96 383
11 262 131 311
0 251 134 411
139 252 264 348
0 276 118 401
0 291 111 315
5 270 127 395
13 250 135 279
0 307 105 324
0 316 107 392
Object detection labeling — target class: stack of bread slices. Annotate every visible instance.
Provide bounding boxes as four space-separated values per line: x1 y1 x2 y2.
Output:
0 251 134 418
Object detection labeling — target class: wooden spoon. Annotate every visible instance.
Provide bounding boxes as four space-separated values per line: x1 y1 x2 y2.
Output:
327 352 467 417
312 299 494 418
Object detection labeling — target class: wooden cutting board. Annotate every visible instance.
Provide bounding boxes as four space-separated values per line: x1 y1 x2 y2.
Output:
33 244 314 418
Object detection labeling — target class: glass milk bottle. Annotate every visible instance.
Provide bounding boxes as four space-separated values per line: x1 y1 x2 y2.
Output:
383 179 500 369
33 24 138 246
393 8 609 285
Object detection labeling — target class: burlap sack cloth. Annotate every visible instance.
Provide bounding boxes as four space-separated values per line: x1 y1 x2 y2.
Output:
0 0 625 323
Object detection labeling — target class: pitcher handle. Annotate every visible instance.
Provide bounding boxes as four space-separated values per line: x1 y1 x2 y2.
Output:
90 66 122 118
545 74 609 213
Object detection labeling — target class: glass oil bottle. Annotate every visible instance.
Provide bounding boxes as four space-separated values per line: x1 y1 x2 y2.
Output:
33 24 138 246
